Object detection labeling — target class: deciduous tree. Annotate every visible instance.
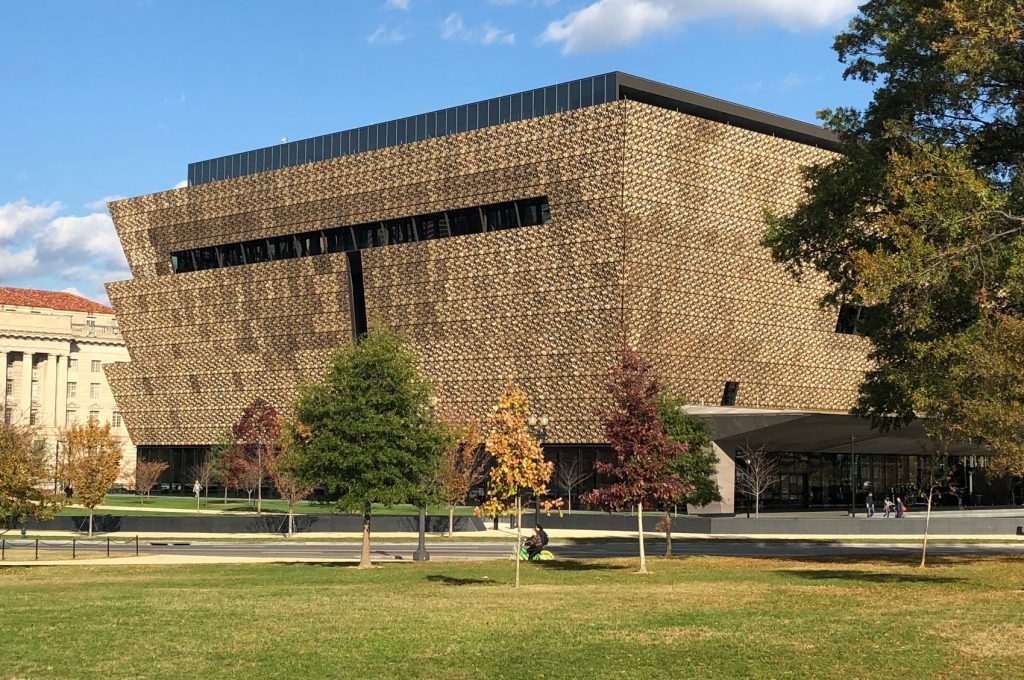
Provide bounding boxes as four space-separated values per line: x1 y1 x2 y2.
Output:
64 421 123 537
582 349 689 574
657 392 721 556
553 455 592 516
436 420 489 536
272 419 316 538
0 422 65 527
133 460 168 503
186 456 216 509
735 446 779 518
232 399 280 515
290 327 447 568
763 0 1024 476
224 450 260 506
478 384 554 588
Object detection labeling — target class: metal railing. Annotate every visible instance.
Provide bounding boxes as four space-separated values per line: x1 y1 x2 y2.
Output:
0 536 139 560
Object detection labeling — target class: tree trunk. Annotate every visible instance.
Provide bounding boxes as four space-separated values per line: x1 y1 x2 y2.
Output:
448 506 455 538
359 502 372 569
204 485 209 509
88 509 94 538
567 491 572 515
256 448 263 515
637 503 647 574
920 488 934 568
223 485 228 505
287 499 295 538
514 495 522 589
754 492 760 518
663 509 672 558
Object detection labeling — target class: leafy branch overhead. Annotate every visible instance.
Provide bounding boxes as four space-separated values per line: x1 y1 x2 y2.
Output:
763 0 1024 475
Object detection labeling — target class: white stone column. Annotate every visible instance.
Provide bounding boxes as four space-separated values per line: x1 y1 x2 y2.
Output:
0 351 8 410
54 354 68 428
687 442 736 516
19 351 34 423
44 353 58 426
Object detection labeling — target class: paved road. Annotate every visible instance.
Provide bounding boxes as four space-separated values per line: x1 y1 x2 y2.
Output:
35 539 1024 562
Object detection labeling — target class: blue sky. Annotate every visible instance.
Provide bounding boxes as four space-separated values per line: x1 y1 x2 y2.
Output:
0 0 874 303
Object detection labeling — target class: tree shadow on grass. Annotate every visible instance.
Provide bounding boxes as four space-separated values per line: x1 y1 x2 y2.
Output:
777 569 965 585
288 561 363 569
535 560 629 572
426 574 501 586
743 552 982 569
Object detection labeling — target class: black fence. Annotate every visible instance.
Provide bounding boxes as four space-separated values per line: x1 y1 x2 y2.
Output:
1 536 141 560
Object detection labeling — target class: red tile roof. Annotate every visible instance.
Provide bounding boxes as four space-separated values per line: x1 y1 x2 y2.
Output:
0 287 113 314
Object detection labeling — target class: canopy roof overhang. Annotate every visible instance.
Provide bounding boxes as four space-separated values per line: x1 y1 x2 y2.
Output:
683 406 986 457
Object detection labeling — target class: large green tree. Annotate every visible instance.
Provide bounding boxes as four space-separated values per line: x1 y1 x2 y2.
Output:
290 327 447 568
763 0 1024 476
656 392 721 557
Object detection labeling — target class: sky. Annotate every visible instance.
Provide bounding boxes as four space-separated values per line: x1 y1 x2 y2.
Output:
0 0 875 304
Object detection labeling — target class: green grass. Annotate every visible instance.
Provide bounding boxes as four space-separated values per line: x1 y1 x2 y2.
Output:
62 495 479 517
2 556 1023 679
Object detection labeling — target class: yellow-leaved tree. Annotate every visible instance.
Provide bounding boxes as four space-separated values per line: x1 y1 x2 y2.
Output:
64 421 123 537
0 421 65 526
478 384 553 589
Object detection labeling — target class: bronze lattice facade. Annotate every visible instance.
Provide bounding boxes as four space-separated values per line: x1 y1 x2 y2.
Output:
106 74 871 456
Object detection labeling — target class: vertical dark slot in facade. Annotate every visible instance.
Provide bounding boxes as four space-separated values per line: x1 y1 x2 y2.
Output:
721 381 740 407
346 251 368 342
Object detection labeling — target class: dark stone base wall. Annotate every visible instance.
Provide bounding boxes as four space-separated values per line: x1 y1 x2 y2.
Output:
23 514 485 535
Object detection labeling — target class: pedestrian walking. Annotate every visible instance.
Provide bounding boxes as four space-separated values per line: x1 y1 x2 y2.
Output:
895 496 905 518
866 492 875 518
883 497 893 518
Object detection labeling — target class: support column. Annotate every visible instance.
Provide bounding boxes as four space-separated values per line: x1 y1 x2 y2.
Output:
54 354 67 429
0 351 8 411
44 353 58 426
687 442 735 516
19 351 34 424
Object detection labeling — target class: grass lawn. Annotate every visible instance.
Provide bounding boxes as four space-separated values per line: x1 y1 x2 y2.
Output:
2 556 1023 679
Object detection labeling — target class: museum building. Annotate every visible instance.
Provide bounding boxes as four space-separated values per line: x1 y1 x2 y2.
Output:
106 73 1014 512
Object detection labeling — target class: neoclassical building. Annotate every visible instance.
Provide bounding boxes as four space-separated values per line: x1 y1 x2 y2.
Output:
0 288 136 479
105 73 1006 511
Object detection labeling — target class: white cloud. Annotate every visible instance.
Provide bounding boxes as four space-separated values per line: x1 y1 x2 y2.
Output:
172 179 188 189
541 0 859 54
386 0 410 8
441 12 466 39
0 200 60 240
442 13 516 45
86 195 124 211
39 213 126 269
0 246 38 277
0 199 129 303
368 24 408 45
482 23 516 45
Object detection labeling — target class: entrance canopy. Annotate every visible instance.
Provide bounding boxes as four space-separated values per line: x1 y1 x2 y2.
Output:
684 406 985 457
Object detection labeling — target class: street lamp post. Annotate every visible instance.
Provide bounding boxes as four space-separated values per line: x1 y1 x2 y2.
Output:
849 436 857 518
526 414 549 527
739 454 750 519
414 395 439 562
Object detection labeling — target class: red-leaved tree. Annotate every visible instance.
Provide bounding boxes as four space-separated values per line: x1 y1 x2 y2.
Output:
232 399 281 515
582 348 690 574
